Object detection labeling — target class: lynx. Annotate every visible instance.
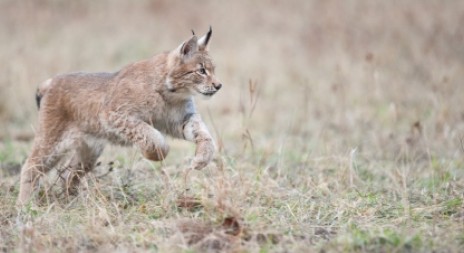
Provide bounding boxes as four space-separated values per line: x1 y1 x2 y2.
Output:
18 28 222 205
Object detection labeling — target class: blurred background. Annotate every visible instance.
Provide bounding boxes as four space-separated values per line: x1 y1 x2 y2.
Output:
0 0 463 160
1 1 464 251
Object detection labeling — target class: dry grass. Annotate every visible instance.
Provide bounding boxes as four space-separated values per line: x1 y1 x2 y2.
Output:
1 0 464 252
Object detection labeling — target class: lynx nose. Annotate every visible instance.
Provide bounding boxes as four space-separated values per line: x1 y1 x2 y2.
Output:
213 83 222 90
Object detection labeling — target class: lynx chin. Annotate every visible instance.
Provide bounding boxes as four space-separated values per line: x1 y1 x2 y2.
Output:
18 27 222 205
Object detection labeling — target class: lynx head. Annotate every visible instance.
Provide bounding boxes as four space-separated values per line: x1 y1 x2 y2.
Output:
166 27 222 98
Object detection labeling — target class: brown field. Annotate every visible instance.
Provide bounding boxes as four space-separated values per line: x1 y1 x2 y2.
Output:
1 0 463 252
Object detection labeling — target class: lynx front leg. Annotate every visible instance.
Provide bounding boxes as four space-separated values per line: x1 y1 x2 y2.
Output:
107 115 169 161
183 114 215 170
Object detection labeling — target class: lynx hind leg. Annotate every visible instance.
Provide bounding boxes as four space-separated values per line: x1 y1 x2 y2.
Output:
61 140 104 197
17 134 65 205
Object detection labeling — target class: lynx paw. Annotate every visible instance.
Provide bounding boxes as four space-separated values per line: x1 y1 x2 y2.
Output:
143 144 170 161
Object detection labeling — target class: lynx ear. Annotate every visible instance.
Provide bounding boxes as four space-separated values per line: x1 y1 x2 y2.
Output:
177 35 198 58
198 26 212 51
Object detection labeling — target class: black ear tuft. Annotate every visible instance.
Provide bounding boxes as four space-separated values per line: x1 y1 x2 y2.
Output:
35 90 42 109
191 29 195 36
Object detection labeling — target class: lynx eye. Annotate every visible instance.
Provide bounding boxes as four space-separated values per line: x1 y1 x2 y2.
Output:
198 68 207 75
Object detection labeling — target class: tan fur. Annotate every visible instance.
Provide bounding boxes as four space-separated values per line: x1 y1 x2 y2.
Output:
18 28 222 205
